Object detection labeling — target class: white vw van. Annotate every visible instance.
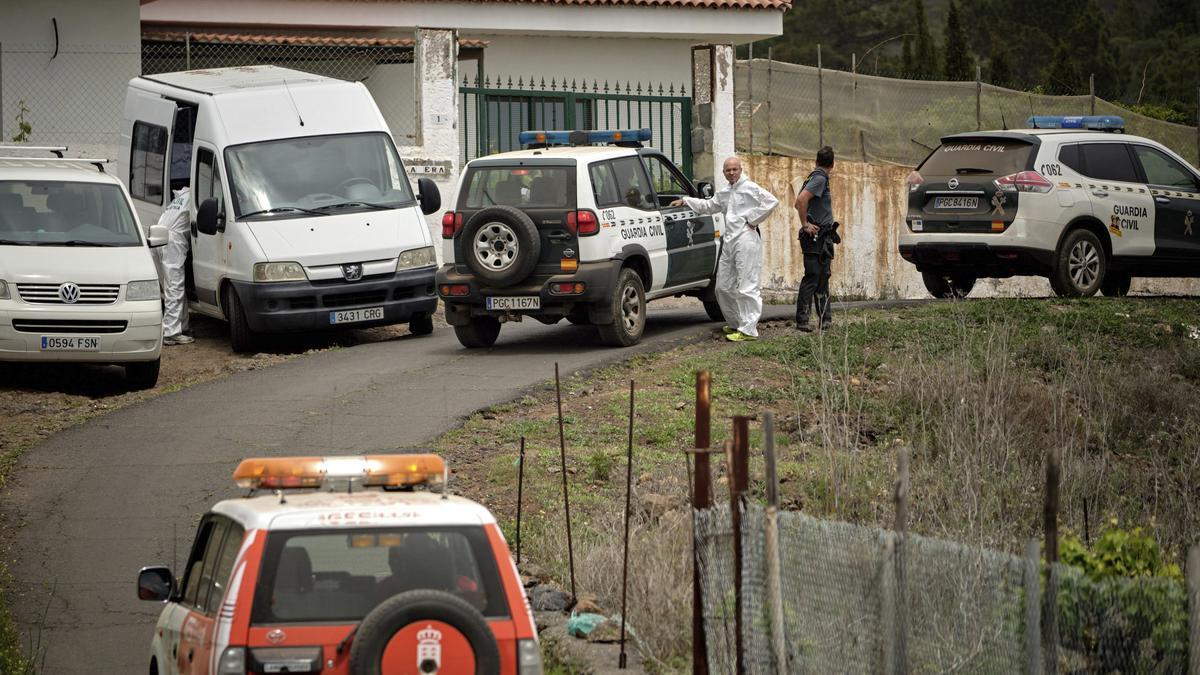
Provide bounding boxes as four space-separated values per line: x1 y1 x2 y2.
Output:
118 66 441 353
0 148 167 389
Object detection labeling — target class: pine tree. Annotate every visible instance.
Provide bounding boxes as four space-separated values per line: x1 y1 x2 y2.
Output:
1043 41 1080 94
1069 0 1123 98
988 37 1012 87
912 0 937 79
942 0 975 80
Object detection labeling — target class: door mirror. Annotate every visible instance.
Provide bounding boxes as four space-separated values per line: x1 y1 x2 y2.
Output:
417 178 441 216
147 224 169 248
196 198 224 236
696 181 714 199
137 566 176 602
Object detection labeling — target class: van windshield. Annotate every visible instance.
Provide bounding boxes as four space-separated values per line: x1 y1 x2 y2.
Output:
224 132 415 220
0 181 141 246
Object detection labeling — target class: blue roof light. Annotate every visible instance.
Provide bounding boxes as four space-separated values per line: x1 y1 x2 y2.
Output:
1026 115 1125 131
518 128 652 147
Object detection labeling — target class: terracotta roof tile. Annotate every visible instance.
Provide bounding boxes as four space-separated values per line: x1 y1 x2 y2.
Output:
142 30 490 49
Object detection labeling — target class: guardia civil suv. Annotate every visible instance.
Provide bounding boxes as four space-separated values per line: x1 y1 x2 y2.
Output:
899 116 1200 298
436 129 724 348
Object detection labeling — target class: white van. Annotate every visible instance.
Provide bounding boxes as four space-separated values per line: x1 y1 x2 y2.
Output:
118 66 441 353
0 147 167 389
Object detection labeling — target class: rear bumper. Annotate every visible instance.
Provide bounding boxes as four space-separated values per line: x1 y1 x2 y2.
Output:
230 267 438 333
0 305 162 363
435 261 622 326
899 242 1054 277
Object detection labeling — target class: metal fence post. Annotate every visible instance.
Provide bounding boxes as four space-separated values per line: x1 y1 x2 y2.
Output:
691 371 712 675
748 42 754 154
762 411 787 674
767 47 773 156
1089 73 1095 115
976 65 982 131
730 416 752 675
1188 544 1200 675
1024 538 1043 675
817 44 824 149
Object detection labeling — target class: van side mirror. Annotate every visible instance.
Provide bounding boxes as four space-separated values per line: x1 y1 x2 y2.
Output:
696 181 714 199
196 198 225 236
147 224 169 248
137 566 175 602
417 178 441 216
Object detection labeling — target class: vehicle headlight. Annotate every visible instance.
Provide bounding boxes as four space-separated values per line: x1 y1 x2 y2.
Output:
0 280 9 300
253 262 307 283
396 246 437 271
126 280 160 301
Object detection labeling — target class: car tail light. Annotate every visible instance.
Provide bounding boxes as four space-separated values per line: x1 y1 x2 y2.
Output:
566 210 600 236
441 211 463 238
216 647 245 675
906 170 924 192
994 171 1053 194
550 282 585 295
439 284 470 297
517 639 543 675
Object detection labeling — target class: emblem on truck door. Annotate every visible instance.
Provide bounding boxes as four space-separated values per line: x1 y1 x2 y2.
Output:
342 264 363 281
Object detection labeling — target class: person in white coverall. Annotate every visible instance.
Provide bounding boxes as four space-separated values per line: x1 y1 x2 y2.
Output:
672 157 779 341
155 187 193 345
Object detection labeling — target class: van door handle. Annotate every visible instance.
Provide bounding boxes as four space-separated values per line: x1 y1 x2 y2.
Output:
1091 190 1108 198
1155 196 1171 204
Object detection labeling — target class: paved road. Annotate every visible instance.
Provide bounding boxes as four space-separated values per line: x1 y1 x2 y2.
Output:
2 301 813 673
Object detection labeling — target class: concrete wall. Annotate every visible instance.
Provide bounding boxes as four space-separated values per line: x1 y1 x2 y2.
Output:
746 155 1200 299
0 0 140 156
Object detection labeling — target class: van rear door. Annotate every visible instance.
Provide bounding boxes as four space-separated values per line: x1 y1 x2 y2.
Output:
119 88 176 230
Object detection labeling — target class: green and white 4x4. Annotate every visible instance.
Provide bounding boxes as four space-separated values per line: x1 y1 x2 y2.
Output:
436 130 724 348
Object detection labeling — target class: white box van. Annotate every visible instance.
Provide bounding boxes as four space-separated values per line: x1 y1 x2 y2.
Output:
118 66 441 352
0 147 167 389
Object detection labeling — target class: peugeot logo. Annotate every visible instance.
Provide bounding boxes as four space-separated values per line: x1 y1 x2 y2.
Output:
948 178 960 190
58 282 80 304
342 264 363 282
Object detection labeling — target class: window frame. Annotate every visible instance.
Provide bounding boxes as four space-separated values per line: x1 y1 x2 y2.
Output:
1129 143 1200 192
604 156 658 212
129 121 168 206
1076 142 1141 184
639 152 695 205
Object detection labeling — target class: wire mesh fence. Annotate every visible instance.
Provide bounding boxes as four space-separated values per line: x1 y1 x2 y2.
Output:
736 58 1200 168
695 502 1195 674
141 34 418 142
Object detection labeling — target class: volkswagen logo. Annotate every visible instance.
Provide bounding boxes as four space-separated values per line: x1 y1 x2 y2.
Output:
342 264 363 282
948 178 960 190
58 282 80 304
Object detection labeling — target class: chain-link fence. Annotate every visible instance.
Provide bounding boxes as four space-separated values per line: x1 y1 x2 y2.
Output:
736 58 1200 168
695 503 1196 674
142 33 418 142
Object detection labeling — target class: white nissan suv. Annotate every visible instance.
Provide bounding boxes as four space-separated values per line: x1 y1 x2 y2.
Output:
899 116 1200 298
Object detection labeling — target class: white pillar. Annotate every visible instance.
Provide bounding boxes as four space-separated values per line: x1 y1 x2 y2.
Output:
396 28 460 264
711 44 736 185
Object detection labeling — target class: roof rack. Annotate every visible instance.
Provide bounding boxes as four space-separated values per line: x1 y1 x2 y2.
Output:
0 157 110 173
0 145 68 158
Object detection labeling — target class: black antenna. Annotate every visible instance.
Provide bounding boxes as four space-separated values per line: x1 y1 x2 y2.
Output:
283 79 305 127
1001 110 1008 131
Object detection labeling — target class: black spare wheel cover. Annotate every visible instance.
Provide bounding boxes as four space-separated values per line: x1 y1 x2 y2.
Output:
348 589 500 675
461 206 541 288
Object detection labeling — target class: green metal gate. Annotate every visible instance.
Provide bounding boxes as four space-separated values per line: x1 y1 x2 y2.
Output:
460 76 693 177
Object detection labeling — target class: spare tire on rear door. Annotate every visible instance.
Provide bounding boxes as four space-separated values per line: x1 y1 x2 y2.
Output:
461 206 541 288
348 589 500 675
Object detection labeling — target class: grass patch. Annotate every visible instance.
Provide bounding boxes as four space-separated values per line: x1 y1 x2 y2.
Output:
438 297 1200 671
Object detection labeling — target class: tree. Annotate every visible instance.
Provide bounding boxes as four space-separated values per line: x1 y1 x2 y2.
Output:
1043 41 1080 94
912 0 937 79
988 37 1012 87
901 34 914 76
942 0 974 80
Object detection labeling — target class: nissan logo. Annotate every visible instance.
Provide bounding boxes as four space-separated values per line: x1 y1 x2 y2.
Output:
948 178 960 190
342 264 363 282
58 282 80 304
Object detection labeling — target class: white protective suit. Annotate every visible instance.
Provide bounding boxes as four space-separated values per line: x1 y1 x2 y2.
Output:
681 175 779 337
155 187 192 338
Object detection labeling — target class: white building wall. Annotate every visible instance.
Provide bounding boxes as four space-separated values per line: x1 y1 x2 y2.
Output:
0 0 140 157
472 35 693 89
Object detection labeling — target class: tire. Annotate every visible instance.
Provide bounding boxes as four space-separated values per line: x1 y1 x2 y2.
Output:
921 271 976 299
409 312 434 336
461 206 540 287
224 285 256 354
454 316 501 348
702 299 724 322
125 358 160 390
1100 271 1132 297
1051 229 1106 297
348 589 500 675
597 268 646 347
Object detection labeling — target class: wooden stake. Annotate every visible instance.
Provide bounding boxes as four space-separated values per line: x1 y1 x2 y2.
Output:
893 443 910 675
554 363 577 602
1042 447 1061 674
692 371 712 675
730 416 752 675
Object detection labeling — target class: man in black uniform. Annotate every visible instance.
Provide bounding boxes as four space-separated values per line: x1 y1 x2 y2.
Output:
794 146 837 331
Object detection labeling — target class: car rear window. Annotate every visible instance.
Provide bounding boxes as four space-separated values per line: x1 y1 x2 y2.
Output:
251 526 509 624
918 139 1034 177
462 166 572 209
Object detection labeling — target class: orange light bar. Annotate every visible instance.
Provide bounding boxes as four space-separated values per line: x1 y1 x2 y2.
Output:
232 453 446 490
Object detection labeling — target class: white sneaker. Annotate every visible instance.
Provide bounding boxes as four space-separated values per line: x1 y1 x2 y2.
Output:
163 334 194 345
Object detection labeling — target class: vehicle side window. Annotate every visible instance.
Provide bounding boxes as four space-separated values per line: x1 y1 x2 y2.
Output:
130 121 168 205
609 157 657 211
589 162 621 207
641 155 692 206
1132 145 1199 191
180 519 216 608
195 148 223 208
205 523 245 615
1058 144 1083 174
1079 143 1139 183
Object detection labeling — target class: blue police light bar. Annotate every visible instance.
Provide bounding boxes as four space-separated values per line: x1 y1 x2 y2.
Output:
518 128 652 146
1026 115 1125 131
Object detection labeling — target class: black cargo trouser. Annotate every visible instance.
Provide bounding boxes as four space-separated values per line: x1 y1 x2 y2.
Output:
796 240 833 325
